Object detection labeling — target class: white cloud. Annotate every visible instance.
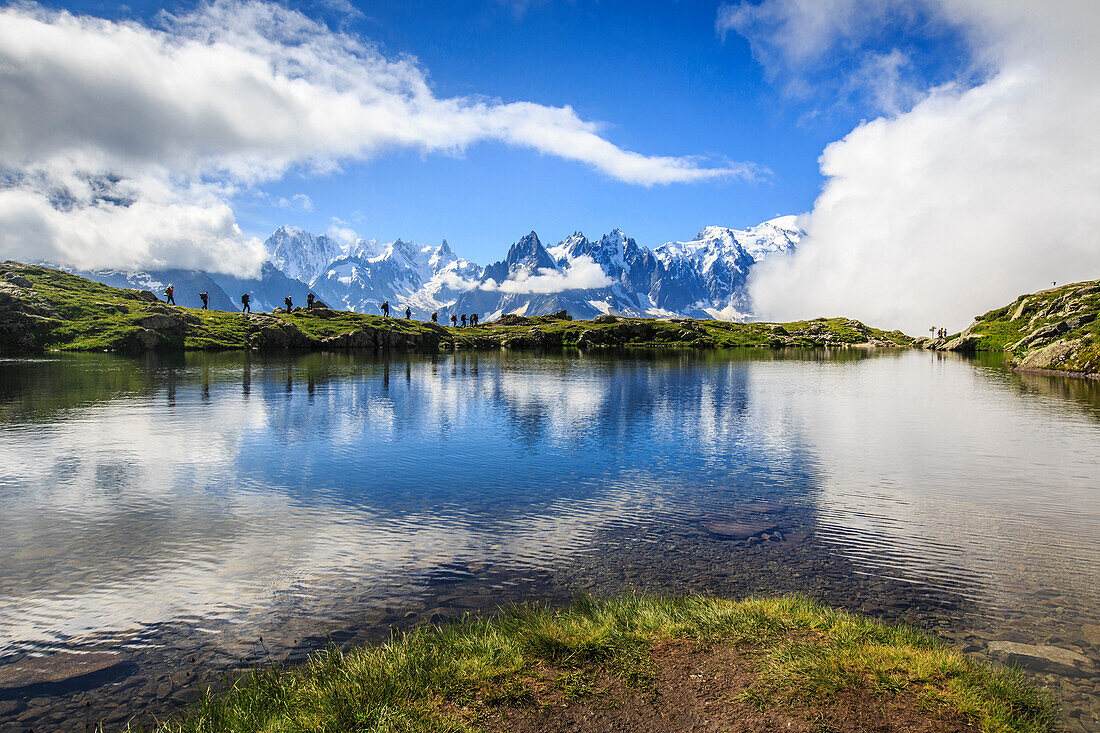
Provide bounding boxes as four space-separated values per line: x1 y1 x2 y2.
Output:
489 255 613 295
0 1 752 274
741 0 1100 334
438 271 482 292
0 173 267 274
277 193 314 212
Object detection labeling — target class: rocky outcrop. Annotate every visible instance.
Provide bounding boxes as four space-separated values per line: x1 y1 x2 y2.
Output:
1014 338 1085 371
0 277 60 353
923 278 1100 376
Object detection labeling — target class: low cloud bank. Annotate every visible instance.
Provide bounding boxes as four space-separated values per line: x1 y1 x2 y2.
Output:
492 256 613 295
0 1 750 275
736 0 1100 334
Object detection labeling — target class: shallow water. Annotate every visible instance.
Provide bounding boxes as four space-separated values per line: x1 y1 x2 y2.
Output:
0 348 1097 730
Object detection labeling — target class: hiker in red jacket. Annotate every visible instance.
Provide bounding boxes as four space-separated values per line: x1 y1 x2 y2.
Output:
164 285 175 305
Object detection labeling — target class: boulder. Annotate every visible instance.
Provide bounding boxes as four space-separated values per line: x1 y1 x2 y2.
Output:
322 329 377 349
122 289 160 303
138 313 187 331
123 328 161 351
592 314 619 324
987 641 1091 675
1015 338 1082 371
612 321 654 341
248 321 312 350
943 333 982 352
576 329 606 348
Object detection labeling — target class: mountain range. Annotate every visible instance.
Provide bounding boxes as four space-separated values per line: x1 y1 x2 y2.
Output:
69 216 803 320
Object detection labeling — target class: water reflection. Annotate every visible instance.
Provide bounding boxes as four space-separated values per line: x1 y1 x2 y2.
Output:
0 349 1097 729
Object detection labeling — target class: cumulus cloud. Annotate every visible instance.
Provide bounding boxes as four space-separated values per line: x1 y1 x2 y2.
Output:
0 1 752 275
277 193 314 212
740 0 1100 334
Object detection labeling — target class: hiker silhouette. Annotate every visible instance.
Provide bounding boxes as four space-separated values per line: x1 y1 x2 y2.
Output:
241 293 251 313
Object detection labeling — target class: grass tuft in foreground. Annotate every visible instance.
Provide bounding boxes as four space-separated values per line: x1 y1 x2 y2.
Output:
144 595 1057 733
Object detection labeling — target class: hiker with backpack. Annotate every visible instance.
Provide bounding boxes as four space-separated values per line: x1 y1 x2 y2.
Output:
241 293 251 313
405 307 412 320
431 312 438 323
307 292 315 310
381 301 390 317
470 313 478 326
199 291 208 309
450 314 457 326
164 285 175 305
284 296 293 313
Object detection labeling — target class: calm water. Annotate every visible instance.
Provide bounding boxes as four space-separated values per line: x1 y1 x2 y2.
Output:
0 349 1098 731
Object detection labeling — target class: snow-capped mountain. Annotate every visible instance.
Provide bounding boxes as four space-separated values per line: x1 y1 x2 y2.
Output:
653 216 803 320
67 216 803 320
311 237 482 315
267 226 344 285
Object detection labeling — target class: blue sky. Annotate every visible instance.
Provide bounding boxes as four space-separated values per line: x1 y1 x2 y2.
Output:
6 0 1095 334
26 0 964 261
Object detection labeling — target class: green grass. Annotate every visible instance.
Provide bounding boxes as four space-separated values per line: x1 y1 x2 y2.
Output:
144 595 1057 733
0 263 447 352
451 315 911 351
3 263 915 354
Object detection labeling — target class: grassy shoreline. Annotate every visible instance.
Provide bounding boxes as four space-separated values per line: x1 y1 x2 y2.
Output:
145 595 1056 733
1 262 911 355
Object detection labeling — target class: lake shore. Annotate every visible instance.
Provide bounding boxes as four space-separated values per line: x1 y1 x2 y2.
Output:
4 261 1098 378
150 595 1057 733
0 261 911 355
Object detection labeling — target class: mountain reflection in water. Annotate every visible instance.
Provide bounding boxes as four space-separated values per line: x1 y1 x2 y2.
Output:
0 349 1096 729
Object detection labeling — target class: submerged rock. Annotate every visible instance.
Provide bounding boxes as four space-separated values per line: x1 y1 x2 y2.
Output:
987 641 1092 675
700 520 780 540
0 652 134 699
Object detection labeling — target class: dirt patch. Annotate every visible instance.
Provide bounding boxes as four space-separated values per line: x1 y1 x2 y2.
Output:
485 641 969 733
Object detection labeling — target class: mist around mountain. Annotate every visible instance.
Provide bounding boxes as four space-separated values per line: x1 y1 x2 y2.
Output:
70 217 803 320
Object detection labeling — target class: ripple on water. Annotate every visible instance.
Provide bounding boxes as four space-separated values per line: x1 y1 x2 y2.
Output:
0 349 1096 730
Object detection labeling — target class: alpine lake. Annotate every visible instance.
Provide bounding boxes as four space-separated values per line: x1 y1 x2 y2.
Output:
0 347 1097 732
